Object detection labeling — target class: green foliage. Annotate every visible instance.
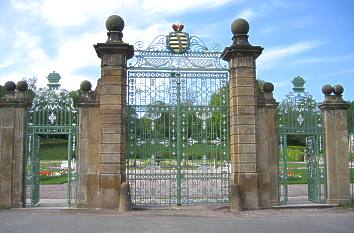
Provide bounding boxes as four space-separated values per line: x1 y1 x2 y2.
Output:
287 145 305 161
256 79 265 96
129 143 224 160
40 176 67 185
348 101 354 130
23 76 37 103
69 89 82 108
0 85 4 99
287 135 306 146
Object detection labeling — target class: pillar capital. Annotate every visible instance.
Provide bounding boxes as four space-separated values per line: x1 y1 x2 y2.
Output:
319 84 350 110
221 18 263 62
257 82 278 108
0 81 31 108
319 83 351 204
94 15 134 65
221 45 263 62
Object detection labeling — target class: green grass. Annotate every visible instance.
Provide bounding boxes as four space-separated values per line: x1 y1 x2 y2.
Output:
40 176 68 185
40 138 68 160
287 146 305 161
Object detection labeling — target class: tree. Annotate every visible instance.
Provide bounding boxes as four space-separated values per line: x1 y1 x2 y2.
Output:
0 85 5 99
69 89 82 108
23 76 37 102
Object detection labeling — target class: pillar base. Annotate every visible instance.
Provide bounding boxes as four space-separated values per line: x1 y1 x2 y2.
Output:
98 173 123 209
234 172 260 210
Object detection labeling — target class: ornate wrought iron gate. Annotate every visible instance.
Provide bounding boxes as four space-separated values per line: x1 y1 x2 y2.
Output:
278 77 326 204
127 24 230 206
23 72 78 207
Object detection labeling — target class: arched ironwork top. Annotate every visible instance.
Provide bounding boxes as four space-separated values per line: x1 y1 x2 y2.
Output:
278 76 322 134
28 72 78 129
128 24 227 71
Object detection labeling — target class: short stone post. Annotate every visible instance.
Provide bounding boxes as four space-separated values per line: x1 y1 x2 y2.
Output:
221 19 263 209
257 83 279 208
319 84 351 204
94 15 134 209
77 81 100 208
0 81 30 208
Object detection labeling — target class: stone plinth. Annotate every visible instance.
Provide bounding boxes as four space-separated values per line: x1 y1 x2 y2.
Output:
319 85 351 204
0 83 30 208
221 18 263 210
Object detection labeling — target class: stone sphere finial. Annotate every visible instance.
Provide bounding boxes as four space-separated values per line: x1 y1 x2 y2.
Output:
322 84 333 96
263 82 274 93
231 18 250 35
105 15 125 32
80 80 92 92
16 80 28 92
333 84 344 96
4 81 16 91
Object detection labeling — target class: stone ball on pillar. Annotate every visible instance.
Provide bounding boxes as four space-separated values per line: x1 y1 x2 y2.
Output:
333 84 344 96
322 84 333 96
4 81 16 91
231 18 249 35
80 80 92 92
263 82 274 93
105 15 125 32
16 80 29 92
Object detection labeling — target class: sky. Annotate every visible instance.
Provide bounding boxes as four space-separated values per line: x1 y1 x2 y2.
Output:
0 0 353 102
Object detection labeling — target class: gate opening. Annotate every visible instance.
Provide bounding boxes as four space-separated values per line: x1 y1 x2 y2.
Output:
278 77 327 205
24 135 77 208
23 71 79 208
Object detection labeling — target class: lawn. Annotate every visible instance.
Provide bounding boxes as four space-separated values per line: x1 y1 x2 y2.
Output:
40 138 68 160
39 138 69 184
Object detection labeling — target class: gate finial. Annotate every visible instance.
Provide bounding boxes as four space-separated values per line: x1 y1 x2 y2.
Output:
105 15 125 43
231 18 250 46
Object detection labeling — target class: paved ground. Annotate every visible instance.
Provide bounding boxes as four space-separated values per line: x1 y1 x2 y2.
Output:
40 184 67 199
0 207 353 233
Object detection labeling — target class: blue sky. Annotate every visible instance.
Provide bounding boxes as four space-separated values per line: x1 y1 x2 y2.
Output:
0 0 353 101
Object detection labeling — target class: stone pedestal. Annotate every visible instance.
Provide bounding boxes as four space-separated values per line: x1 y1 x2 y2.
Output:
0 82 30 208
319 85 351 204
257 83 279 208
93 15 134 209
221 19 263 210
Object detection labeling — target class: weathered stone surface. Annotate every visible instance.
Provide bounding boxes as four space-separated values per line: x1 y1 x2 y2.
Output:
257 98 279 208
98 174 122 209
101 153 125 163
0 93 29 208
320 96 350 204
233 173 260 209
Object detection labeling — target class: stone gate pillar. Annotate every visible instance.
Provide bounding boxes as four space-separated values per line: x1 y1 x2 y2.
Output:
221 19 263 210
319 84 351 204
93 15 134 209
257 83 279 208
0 81 30 208
77 81 100 208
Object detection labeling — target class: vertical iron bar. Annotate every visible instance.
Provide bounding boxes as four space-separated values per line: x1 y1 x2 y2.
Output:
176 73 182 205
67 134 72 207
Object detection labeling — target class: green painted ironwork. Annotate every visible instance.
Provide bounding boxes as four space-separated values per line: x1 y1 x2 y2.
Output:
23 72 79 207
127 26 230 206
277 76 326 204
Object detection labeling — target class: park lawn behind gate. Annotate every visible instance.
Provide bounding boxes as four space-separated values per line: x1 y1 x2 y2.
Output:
39 138 69 185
